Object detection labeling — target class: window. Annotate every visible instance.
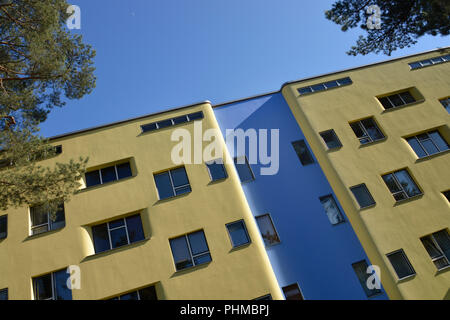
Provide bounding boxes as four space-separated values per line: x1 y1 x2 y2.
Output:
92 214 145 254
169 230 211 271
292 140 315 165
440 97 450 113
352 260 382 297
320 129 342 149
282 284 304 300
350 184 376 208
407 130 449 158
382 169 422 201
141 111 204 133
0 215 7 239
350 118 385 145
30 203 65 235
255 214 280 246
0 288 7 300
226 220 251 248
297 77 352 95
386 250 415 280
378 90 416 110
420 230 450 271
154 167 191 200
319 195 344 225
254 294 272 300
206 159 227 181
233 156 255 183
408 55 450 69
33 269 72 300
444 190 450 202
109 285 158 300
85 161 132 188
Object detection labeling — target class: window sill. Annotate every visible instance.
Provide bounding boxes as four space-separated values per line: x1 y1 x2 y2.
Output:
435 265 450 276
82 237 150 262
415 149 450 163
393 193 423 206
24 226 65 242
381 99 425 113
229 242 252 253
357 203 377 211
207 176 228 185
155 190 192 204
358 137 387 148
395 273 416 284
171 260 212 277
77 175 136 194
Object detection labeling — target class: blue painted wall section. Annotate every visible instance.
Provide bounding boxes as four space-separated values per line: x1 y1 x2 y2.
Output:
213 93 388 300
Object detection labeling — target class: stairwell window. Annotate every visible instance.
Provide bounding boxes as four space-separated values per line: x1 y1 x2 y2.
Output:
352 260 382 297
154 166 191 200
255 214 281 246
420 229 450 271
350 184 376 209
350 118 385 145
92 214 145 254
382 169 422 201
85 161 132 188
169 230 212 271
226 220 251 248
320 129 342 149
33 269 72 300
378 90 416 110
292 140 315 165
407 130 449 158
319 195 344 225
206 159 228 181
233 156 255 183
30 203 65 236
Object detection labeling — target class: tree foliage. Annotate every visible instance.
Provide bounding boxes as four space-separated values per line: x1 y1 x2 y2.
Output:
0 0 94 213
325 0 450 55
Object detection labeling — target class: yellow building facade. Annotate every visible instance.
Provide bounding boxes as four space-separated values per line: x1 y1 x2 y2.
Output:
0 102 283 300
282 48 450 299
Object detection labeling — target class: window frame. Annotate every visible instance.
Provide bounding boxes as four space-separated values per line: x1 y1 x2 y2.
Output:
85 161 133 188
386 249 416 280
406 130 449 158
319 129 342 149
225 220 251 248
92 213 145 254
350 183 376 209
351 260 382 298
378 91 416 110
141 111 204 133
0 288 7 300
319 194 345 225
291 139 315 166
169 230 212 271
350 118 385 145
29 203 65 236
439 97 450 113
108 285 158 300
297 77 352 95
233 156 255 183
206 159 228 182
420 230 450 271
154 166 191 200
381 169 422 202
0 214 7 240
33 269 72 300
408 55 450 69
282 283 304 300
255 213 281 247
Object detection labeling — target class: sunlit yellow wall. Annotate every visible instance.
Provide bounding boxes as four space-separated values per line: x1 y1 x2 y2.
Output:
0 102 283 300
282 49 450 300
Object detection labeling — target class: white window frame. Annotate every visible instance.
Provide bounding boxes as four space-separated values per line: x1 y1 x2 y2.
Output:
33 270 69 300
407 130 449 157
386 249 416 280
171 231 211 270
421 232 450 271
382 169 422 201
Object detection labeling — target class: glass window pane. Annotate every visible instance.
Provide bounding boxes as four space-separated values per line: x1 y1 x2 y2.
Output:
298 87 312 95
173 115 188 124
53 269 72 300
399 91 415 104
170 236 193 270
207 161 227 181
320 130 341 149
379 97 393 109
282 284 304 300
101 166 117 184
193 252 212 265
141 122 157 132
157 119 173 129
409 62 421 69
174 185 191 195
407 137 427 158
319 195 344 225
110 227 129 249
85 170 101 187
92 223 110 253
154 172 175 199
350 184 375 208
387 250 415 279
125 214 145 243
440 98 450 113
421 236 443 259
188 231 209 255
117 162 132 179
292 140 315 166
138 286 158 300
421 59 432 66
34 274 53 300
394 170 421 198
50 205 65 231
382 174 401 193
361 118 384 141
337 77 352 85
234 157 255 182
171 167 189 187
31 206 49 227
434 230 450 262
350 122 365 138
188 112 204 121
431 57 443 63
108 218 125 229
0 215 6 239
352 260 381 297
227 221 250 247
0 289 7 300
324 81 338 89
311 83 326 92
388 94 405 107
255 214 280 246
429 131 449 152
120 291 139 300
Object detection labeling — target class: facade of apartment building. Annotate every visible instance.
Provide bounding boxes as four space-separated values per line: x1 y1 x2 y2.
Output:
0 47 448 300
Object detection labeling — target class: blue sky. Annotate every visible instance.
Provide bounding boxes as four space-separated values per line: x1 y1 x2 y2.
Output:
40 0 450 137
